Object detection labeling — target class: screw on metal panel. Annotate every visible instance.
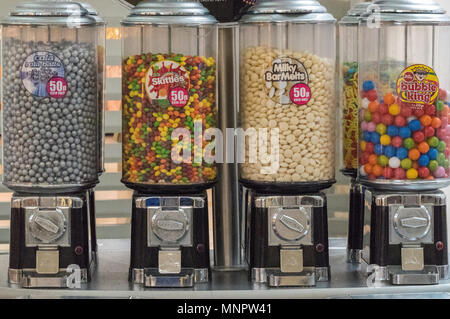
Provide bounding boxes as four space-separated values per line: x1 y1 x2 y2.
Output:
75 246 84 256
436 241 444 251
316 243 325 253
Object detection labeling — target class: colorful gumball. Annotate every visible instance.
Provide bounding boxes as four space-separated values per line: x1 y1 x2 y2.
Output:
437 152 446 165
387 125 399 137
393 168 406 179
384 145 396 158
424 126 435 138
374 143 383 155
389 104 400 116
394 115 406 127
360 166 368 176
361 98 370 109
436 100 445 112
364 111 372 122
384 93 396 105
434 166 446 178
431 117 442 129
418 154 430 167
418 142 430 154
437 141 446 152
367 122 376 132
401 158 412 169
439 89 447 101
380 134 391 145
418 166 431 178
368 101 379 113
391 136 403 148
372 164 383 177
367 90 378 102
427 136 439 147
409 119 421 131
429 160 439 171
428 148 438 160
412 131 425 143
371 112 381 124
403 137 415 150
389 157 401 168
365 142 375 153
396 147 408 160
383 167 393 179
370 132 380 143
420 115 432 126
376 123 387 135
399 127 412 138
368 154 378 166
406 168 418 179
378 155 389 167
382 113 393 125
408 148 420 161
363 80 375 92
378 103 389 114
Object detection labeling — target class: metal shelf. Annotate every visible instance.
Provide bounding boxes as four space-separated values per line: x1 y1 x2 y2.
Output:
0 239 449 299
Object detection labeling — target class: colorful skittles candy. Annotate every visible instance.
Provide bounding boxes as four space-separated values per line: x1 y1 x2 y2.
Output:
122 52 217 186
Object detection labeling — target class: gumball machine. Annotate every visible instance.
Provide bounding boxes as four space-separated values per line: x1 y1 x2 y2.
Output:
339 1 372 264
121 0 218 288
1 1 105 288
358 0 449 284
239 0 336 287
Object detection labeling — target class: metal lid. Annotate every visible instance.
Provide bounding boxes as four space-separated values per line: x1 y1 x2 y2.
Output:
122 0 217 25
240 0 335 23
79 2 105 24
2 1 98 26
360 0 450 23
340 1 372 24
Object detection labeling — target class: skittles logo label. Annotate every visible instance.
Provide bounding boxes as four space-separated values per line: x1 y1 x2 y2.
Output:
396 64 439 106
145 60 190 108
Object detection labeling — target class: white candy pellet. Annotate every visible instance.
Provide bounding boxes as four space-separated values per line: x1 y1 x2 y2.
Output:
389 157 401 169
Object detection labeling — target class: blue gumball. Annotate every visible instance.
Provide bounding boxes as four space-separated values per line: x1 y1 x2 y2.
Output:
370 132 380 144
428 148 438 160
374 143 383 155
363 80 375 92
399 127 412 138
418 154 430 167
397 147 408 160
363 131 371 142
409 119 421 132
387 125 399 137
384 145 396 158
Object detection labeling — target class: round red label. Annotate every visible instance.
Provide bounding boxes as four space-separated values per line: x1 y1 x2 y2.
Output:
168 87 189 108
290 83 311 106
46 76 68 99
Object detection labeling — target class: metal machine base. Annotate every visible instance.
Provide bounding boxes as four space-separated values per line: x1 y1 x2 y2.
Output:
9 267 89 288
131 268 208 288
252 267 329 287
368 264 449 286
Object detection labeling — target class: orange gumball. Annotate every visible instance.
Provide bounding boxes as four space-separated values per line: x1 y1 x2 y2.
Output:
372 164 383 177
364 164 373 174
384 93 396 105
368 154 378 166
408 148 420 161
418 141 430 154
420 115 432 126
412 162 419 170
431 117 442 128
368 101 379 113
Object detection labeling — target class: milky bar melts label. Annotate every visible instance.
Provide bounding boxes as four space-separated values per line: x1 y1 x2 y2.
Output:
396 64 439 106
264 57 310 106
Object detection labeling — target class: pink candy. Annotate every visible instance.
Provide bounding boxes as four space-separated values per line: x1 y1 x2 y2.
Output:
434 166 446 178
367 122 376 132
361 121 368 131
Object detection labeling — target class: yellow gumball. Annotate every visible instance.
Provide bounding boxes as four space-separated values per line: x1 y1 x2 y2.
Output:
380 135 391 146
406 168 418 179
361 141 367 151
389 104 400 116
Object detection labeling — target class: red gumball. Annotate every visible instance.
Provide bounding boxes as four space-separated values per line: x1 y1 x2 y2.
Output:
391 136 403 148
413 131 425 143
361 90 368 99
400 105 413 117
360 152 370 165
394 168 406 179
367 90 378 102
425 104 436 116
371 112 381 124
394 115 406 127
418 166 431 178
424 126 435 138
439 88 447 101
383 167 393 179
382 113 394 125
378 103 389 114
413 107 425 118
365 142 375 153
441 117 448 128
